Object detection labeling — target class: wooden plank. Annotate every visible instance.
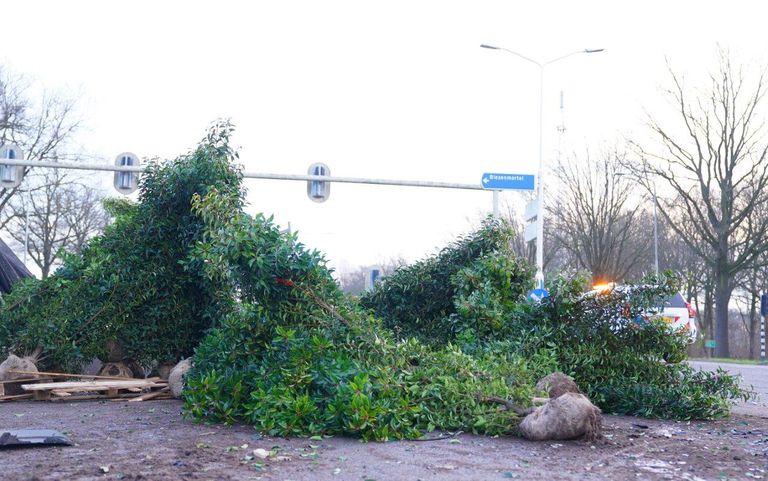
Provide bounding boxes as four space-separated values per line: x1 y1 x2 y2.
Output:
22 380 164 392
32 385 112 393
128 386 171 402
0 377 54 384
51 390 72 397
0 393 34 401
28 384 165 394
9 370 160 382
25 387 163 395
51 394 117 402
52 392 144 402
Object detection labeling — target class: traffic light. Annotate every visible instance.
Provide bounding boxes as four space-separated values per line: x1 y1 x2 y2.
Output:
0 144 24 189
113 152 140 195
307 163 330 203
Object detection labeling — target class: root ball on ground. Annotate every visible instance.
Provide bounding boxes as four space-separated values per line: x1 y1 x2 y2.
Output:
535 371 582 399
0 354 38 381
519 392 602 442
98 362 133 378
169 358 192 398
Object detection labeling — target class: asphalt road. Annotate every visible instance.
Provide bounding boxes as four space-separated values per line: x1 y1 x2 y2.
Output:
689 360 768 417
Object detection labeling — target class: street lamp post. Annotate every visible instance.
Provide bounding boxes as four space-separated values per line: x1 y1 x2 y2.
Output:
481 44 603 289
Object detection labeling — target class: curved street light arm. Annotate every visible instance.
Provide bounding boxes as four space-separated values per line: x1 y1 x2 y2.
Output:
481 45 605 68
497 47 543 68
543 49 598 66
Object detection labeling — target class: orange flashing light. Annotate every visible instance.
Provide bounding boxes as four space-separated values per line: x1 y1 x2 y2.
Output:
591 282 615 292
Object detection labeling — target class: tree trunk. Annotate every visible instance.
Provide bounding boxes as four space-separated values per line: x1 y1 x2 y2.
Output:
714 271 732 357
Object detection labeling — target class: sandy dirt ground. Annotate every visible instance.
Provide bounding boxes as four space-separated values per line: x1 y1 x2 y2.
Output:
1 398 767 481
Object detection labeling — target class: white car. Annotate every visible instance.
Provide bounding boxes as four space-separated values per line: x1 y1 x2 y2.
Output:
646 291 699 343
587 284 699 343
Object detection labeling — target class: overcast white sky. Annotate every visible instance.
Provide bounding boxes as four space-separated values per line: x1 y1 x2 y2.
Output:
3 1 768 273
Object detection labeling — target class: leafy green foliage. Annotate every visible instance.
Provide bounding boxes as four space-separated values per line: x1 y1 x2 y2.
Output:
509 273 749 419
360 218 531 342
591 366 747 419
0 121 242 370
0 119 748 441
181 187 541 441
365 248 749 420
450 252 535 341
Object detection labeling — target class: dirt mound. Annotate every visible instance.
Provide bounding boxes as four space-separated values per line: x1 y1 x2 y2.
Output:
519 392 602 442
169 358 192 398
535 371 582 399
0 354 38 381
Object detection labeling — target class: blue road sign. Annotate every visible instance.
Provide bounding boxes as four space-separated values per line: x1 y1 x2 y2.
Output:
481 173 536 190
527 288 550 303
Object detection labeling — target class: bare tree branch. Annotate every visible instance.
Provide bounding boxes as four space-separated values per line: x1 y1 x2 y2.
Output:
627 51 768 357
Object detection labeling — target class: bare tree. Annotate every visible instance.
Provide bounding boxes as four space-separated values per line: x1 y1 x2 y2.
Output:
64 182 110 254
733 266 763 358
547 149 653 283
632 53 768 357
730 199 768 358
0 68 80 230
6 168 108 277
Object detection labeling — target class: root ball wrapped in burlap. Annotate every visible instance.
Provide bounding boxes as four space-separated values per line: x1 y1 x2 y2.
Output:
0 354 38 381
519 392 602 442
169 358 192 398
535 371 582 399
98 362 134 378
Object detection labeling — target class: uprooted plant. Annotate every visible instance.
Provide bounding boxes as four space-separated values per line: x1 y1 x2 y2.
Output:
0 122 545 440
0 120 749 442
362 243 751 420
531 275 750 419
182 185 545 440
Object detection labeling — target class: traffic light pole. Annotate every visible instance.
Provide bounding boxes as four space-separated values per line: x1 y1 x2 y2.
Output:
0 158 488 191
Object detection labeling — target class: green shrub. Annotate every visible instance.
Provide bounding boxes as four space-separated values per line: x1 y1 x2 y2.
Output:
0 121 242 370
592 366 747 419
182 186 541 440
520 273 749 419
369 247 749 421
360 218 531 343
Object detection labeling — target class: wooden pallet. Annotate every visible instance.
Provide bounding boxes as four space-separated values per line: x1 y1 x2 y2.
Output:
1 377 56 401
21 379 168 401
0 377 53 398
9 370 159 381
